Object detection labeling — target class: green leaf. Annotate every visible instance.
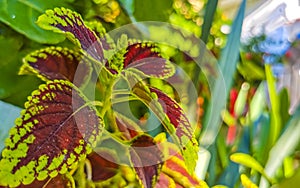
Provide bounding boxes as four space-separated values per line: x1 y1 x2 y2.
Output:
237 60 265 81
0 0 68 44
133 0 173 22
0 80 102 187
259 106 300 187
201 0 246 146
0 23 42 106
230 153 271 182
0 101 21 152
265 64 281 147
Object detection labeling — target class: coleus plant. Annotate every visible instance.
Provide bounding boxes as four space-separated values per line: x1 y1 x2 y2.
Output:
0 7 205 188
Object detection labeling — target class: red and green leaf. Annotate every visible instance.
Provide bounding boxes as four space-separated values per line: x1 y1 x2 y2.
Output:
18 174 72 188
0 80 102 187
130 81 198 173
20 47 92 88
149 87 198 172
129 135 163 188
123 43 175 79
37 8 104 62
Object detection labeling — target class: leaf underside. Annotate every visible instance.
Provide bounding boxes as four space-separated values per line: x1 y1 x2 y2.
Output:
0 80 102 187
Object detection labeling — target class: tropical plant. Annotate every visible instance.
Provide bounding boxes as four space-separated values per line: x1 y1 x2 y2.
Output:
0 7 207 188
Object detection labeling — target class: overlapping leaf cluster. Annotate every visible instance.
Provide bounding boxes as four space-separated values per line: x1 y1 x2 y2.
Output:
0 7 203 187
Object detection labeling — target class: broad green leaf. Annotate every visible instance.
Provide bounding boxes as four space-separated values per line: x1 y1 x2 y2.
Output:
20 46 92 88
201 0 246 146
0 80 102 187
0 0 68 44
37 7 104 62
230 153 271 182
0 101 21 152
129 135 162 188
0 23 42 106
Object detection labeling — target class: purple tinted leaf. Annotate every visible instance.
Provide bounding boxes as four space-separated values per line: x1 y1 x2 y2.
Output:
87 150 119 182
37 8 104 62
0 80 102 187
20 47 92 88
130 82 198 173
123 43 175 78
149 87 198 173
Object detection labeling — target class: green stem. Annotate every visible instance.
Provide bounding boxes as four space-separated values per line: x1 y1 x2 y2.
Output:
265 64 281 147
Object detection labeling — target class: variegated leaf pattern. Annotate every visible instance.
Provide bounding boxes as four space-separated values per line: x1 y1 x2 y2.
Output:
0 80 102 187
37 7 104 62
149 87 198 173
154 133 207 188
129 80 198 173
20 46 92 88
123 43 175 79
129 135 163 188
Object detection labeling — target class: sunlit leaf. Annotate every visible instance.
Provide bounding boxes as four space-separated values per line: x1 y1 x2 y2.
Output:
20 46 92 88
37 7 104 62
129 135 162 188
0 80 102 187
